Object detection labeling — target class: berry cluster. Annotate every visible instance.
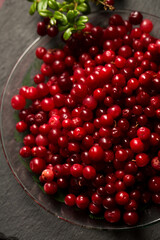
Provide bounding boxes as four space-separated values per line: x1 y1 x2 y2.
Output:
37 17 58 37
11 11 160 226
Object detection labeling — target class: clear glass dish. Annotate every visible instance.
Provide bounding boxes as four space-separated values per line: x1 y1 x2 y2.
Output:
1 9 160 230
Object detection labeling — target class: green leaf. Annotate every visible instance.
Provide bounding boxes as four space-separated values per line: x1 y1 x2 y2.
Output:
54 11 63 20
32 174 40 183
89 214 104 220
13 111 20 122
26 99 32 108
76 24 85 30
22 66 32 86
58 24 69 32
39 9 53 17
56 2 62 8
63 27 73 40
67 10 78 23
37 0 48 11
53 189 66 203
50 17 57 25
77 3 88 13
67 3 75 10
18 156 32 172
77 15 88 23
61 14 68 25
14 130 26 143
54 11 68 25
29 1 37 15
79 0 86 3
48 0 59 10
33 58 42 70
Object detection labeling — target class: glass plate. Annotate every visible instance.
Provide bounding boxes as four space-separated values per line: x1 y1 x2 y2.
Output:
1 9 160 230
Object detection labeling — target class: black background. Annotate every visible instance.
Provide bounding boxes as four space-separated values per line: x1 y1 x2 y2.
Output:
0 0 160 239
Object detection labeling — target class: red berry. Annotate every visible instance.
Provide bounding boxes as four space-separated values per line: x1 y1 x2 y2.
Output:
11 95 26 110
115 191 129 205
41 169 54 182
44 182 58 194
88 145 104 162
123 211 139 226
76 195 89 209
83 166 96 180
104 209 121 223
136 153 150 167
30 157 46 174
130 138 144 153
65 194 76 206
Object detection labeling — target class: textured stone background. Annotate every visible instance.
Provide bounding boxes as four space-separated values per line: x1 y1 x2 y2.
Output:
0 1 160 239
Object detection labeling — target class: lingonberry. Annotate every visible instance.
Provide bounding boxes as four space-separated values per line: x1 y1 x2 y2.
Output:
41 169 54 182
123 211 139 226
135 153 150 167
76 195 90 209
65 194 76 206
88 145 104 162
44 182 58 195
30 157 46 174
115 191 129 205
11 95 26 110
104 209 121 223
16 121 27 132
19 146 31 158
130 138 144 153
148 176 160 192
140 19 153 33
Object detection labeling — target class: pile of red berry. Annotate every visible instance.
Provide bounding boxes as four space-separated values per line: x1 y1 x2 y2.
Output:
11 11 160 226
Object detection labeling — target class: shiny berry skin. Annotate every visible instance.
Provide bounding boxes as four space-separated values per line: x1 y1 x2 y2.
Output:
70 164 83 177
130 138 144 153
11 95 26 110
129 11 143 25
47 25 58 37
65 194 76 206
19 146 31 158
89 203 101 215
73 127 86 141
115 191 129 205
29 157 46 174
123 211 139 226
88 145 104 162
76 195 89 209
136 153 150 167
152 193 160 204
148 176 160 192
36 47 47 59
37 22 46 36
107 105 122 119
44 182 58 195
115 149 128 162
16 121 27 132
41 169 54 182
83 96 97 110
151 157 160 171
83 166 96 180
41 98 54 111
104 209 121 223
91 193 103 205
140 19 153 33
123 174 135 187
100 114 114 127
